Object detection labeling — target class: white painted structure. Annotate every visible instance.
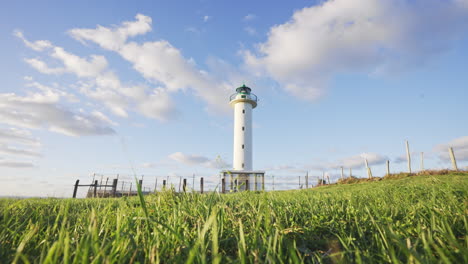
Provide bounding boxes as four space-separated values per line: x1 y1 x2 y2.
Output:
220 84 264 192
229 84 257 171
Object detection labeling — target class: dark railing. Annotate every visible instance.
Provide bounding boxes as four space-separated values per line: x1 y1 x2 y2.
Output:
229 93 258 102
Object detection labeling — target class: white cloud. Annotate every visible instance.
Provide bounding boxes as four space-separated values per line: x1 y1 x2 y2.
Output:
14 30 52 51
203 15 210 22
244 0 468 100
185 27 200 34
243 14 256 21
25 48 107 78
24 58 65 75
0 127 40 146
169 152 209 165
51 47 108 77
69 14 233 114
316 152 388 169
25 81 77 103
392 152 420 164
244 26 257 36
265 164 307 173
91 111 118 126
0 144 41 157
140 162 156 168
68 13 152 51
18 32 177 121
0 92 115 137
434 136 468 161
393 155 408 164
169 152 230 169
0 160 35 168
205 156 230 169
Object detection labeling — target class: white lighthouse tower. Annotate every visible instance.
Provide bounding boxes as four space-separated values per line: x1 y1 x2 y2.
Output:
221 84 265 192
231 84 256 170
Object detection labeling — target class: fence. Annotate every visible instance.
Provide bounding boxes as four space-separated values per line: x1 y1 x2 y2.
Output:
72 173 336 198
72 143 465 198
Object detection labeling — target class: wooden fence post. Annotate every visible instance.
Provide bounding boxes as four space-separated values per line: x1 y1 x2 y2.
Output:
163 180 167 189
254 174 258 191
94 180 98 198
112 179 118 197
183 178 187 192
261 174 265 191
306 171 309 189
154 178 158 193
420 152 424 171
341 167 344 180
104 177 109 196
406 140 412 173
449 147 458 171
178 177 182 192
386 160 390 176
365 159 370 179
99 175 103 190
73 179 79 198
129 182 132 196
349 168 352 178
221 178 226 193
200 177 204 194
246 179 249 191
326 174 330 184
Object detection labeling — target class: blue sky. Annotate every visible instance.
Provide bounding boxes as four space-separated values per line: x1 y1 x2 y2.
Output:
1 0 468 197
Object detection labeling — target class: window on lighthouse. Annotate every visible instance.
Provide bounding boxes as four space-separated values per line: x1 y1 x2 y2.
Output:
242 126 244 131
243 109 245 114
242 144 244 149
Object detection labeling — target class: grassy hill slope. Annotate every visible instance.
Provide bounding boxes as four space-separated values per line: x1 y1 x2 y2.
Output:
1 173 467 263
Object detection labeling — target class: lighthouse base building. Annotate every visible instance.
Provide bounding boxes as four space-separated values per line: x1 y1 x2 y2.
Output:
221 170 265 192
221 84 265 192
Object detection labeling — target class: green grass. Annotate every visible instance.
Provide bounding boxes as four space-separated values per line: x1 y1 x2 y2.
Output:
1 174 467 263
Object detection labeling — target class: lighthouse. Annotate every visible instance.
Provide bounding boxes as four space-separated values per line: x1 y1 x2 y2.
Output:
221 84 265 192
231 84 256 170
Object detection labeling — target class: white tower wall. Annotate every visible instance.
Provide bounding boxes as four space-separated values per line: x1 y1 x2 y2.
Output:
233 102 253 170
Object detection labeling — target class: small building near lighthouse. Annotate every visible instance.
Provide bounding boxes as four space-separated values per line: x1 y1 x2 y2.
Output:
221 84 265 192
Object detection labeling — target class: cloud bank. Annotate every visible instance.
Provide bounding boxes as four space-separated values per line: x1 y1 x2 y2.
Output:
434 136 468 162
69 14 234 114
244 0 468 100
169 152 230 169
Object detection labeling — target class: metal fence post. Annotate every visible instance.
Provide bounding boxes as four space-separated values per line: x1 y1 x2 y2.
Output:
73 180 79 198
112 179 118 197
94 180 98 198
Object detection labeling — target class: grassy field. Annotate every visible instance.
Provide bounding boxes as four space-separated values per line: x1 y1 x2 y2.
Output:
1 173 467 263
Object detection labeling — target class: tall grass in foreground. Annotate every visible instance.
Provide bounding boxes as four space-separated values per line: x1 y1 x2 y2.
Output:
0 174 467 263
